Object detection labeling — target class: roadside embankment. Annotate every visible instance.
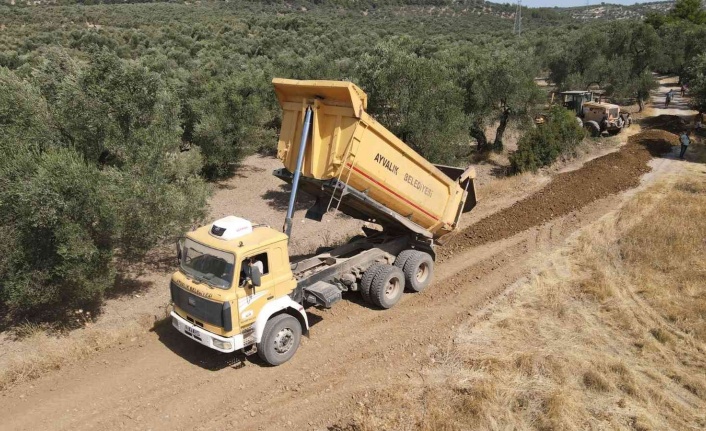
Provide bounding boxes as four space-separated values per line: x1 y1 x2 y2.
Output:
439 130 676 261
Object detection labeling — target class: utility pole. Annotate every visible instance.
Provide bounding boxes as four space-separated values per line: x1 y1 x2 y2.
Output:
514 0 522 37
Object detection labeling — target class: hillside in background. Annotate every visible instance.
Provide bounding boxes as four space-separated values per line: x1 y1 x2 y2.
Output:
567 2 674 20
0 0 678 22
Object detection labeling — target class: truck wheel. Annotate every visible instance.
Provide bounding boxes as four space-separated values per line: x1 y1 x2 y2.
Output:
394 250 415 272
360 264 386 304
369 265 405 309
401 251 434 293
584 121 600 137
257 314 302 366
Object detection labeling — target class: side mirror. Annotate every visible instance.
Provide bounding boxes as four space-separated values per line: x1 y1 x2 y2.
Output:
176 238 184 264
251 266 262 287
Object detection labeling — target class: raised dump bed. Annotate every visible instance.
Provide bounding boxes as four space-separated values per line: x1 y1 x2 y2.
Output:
272 78 476 240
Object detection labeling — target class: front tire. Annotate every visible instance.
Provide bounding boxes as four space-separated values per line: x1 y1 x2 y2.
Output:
257 314 302 366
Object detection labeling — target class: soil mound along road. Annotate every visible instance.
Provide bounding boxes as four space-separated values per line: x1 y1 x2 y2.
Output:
439 133 675 261
630 129 681 147
640 114 689 134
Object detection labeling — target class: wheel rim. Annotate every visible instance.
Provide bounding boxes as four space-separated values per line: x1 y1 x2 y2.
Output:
273 327 294 354
416 262 429 284
384 277 401 299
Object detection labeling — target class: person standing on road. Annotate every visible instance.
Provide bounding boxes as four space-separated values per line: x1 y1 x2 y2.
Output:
679 130 691 159
665 90 673 108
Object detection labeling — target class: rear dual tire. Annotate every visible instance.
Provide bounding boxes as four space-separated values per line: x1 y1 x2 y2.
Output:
395 250 434 293
360 263 386 304
360 264 405 309
358 250 435 309
369 266 405 309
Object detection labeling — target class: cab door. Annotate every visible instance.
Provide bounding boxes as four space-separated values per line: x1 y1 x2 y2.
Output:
235 250 275 330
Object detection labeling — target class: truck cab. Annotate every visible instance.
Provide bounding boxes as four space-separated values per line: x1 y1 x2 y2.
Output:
581 101 626 135
170 216 308 365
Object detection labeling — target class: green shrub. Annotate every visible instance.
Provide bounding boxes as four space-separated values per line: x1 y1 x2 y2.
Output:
509 106 585 173
0 148 117 313
0 58 208 318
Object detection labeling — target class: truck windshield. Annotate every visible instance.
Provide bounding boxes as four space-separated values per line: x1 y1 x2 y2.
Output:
179 238 235 290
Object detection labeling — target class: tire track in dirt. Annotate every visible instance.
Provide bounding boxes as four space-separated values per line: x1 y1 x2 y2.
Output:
439 134 675 262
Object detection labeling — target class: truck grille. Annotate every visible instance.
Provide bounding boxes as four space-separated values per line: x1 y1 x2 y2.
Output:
170 281 232 331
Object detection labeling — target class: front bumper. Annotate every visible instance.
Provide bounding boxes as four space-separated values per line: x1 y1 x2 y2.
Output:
171 311 244 353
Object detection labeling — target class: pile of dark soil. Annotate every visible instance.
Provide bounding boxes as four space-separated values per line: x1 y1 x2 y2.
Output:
629 129 680 149
439 134 674 261
639 115 689 134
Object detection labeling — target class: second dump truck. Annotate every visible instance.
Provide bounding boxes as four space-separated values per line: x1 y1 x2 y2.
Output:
169 79 477 365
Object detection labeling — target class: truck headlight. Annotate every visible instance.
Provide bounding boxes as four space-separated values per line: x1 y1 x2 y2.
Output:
212 339 233 350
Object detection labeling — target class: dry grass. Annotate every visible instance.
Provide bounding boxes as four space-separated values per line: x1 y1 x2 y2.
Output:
343 173 706 430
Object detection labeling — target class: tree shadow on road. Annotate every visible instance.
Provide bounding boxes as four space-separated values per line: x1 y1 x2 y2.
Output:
261 184 316 211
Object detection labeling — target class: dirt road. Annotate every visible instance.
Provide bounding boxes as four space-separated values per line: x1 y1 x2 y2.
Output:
0 85 695 431
0 193 636 431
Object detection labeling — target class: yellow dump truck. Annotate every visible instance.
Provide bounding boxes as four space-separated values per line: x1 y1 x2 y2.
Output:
169 79 477 366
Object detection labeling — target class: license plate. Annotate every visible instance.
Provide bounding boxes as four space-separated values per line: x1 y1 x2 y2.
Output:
185 326 202 341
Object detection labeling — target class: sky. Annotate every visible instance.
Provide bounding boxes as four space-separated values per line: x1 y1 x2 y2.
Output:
520 0 661 6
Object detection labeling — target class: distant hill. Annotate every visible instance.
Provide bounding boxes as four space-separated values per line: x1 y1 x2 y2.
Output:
561 2 674 21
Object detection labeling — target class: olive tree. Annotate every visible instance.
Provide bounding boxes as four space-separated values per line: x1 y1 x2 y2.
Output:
0 53 209 317
686 54 706 113
458 48 543 152
357 42 467 165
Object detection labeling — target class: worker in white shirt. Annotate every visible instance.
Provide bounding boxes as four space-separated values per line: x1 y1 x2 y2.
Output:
679 131 691 160
241 256 264 287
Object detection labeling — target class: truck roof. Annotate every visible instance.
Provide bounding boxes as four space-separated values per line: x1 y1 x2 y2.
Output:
188 224 288 254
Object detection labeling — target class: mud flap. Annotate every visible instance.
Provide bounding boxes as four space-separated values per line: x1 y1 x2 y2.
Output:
305 197 327 222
